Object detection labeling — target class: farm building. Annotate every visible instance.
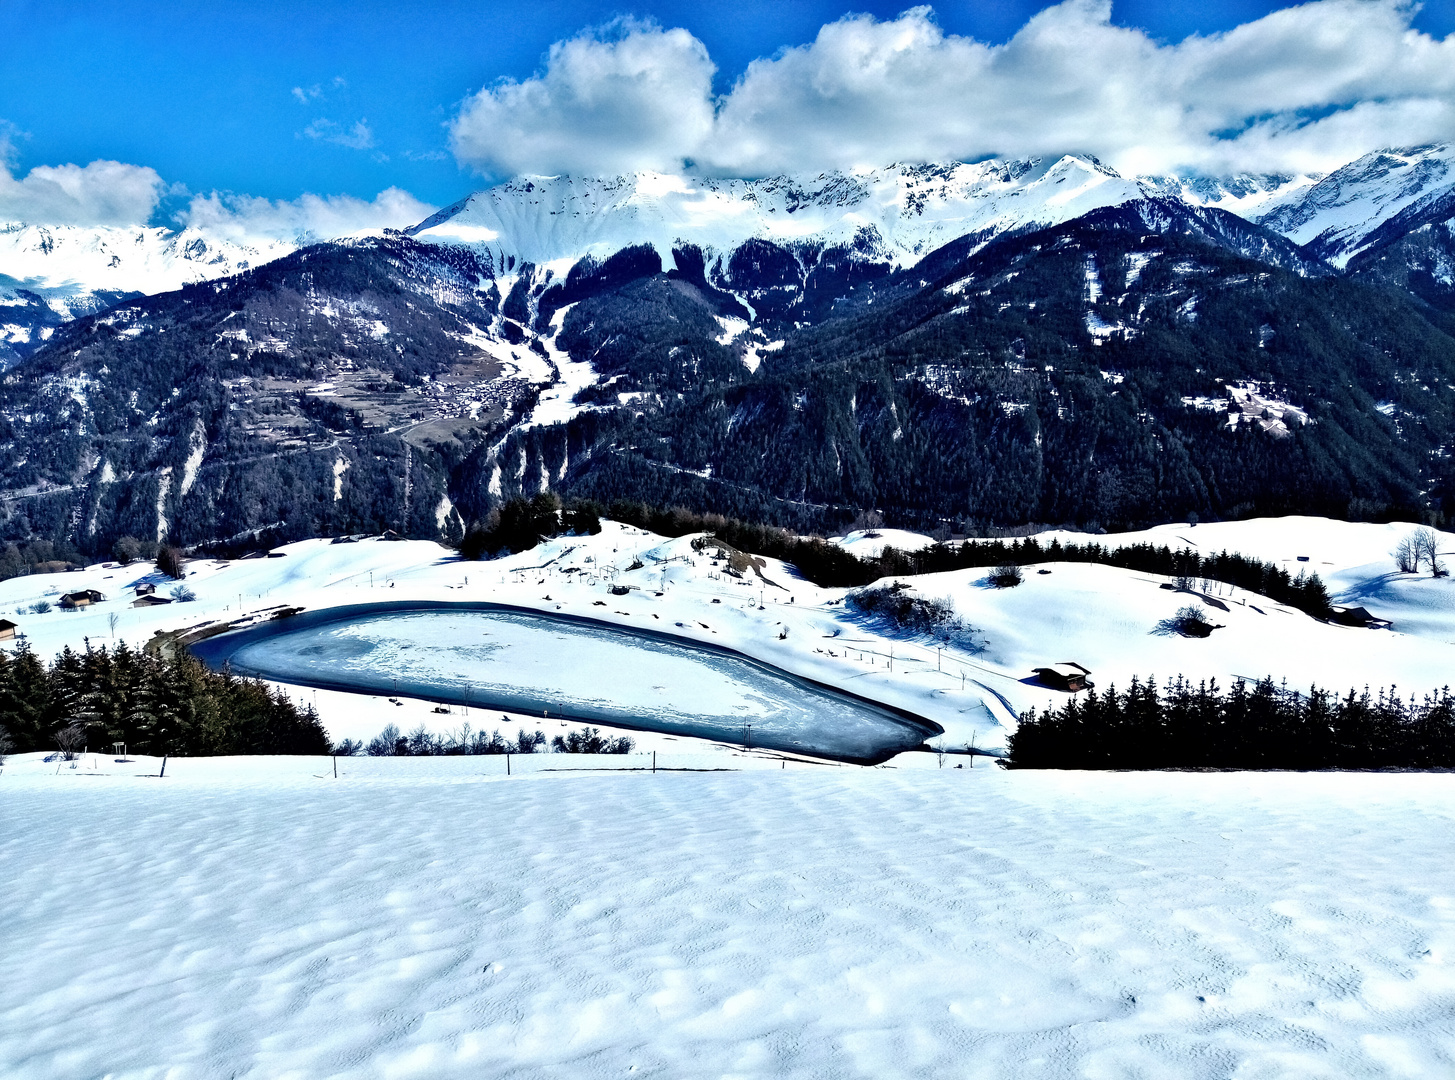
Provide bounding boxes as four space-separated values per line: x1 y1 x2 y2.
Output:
1330 605 1393 629
0 618 16 640
132 594 173 608
59 589 105 610
1032 662 1094 692
134 582 157 596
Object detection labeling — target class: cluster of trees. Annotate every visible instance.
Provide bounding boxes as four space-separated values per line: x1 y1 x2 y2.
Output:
459 492 601 559
350 721 634 756
845 581 979 648
0 538 83 582
0 641 330 757
1008 676 1455 769
1393 527 1448 576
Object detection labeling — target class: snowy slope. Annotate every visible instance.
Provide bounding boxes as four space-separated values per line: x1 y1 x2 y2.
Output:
3 516 1452 759
1034 515 1455 642
1257 144 1455 267
2 758 1453 1078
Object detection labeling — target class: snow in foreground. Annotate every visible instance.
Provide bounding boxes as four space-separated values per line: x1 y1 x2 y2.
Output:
2 757 1453 1078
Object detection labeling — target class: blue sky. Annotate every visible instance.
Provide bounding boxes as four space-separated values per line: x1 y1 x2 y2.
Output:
1 1 1453 234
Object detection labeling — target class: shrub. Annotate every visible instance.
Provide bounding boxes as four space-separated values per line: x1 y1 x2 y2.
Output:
360 722 548 756
170 585 197 602
514 729 547 753
1153 604 1220 638
28 600 50 614
331 737 363 756
552 727 635 753
366 723 402 756
987 564 1024 588
53 722 85 760
846 582 979 647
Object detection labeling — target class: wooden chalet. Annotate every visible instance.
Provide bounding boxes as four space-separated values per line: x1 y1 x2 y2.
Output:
59 589 105 610
132 593 173 608
0 618 17 640
134 582 157 596
1330 605 1392 630
1032 661 1093 692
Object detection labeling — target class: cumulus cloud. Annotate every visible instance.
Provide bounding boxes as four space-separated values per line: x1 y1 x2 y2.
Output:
450 18 716 176
448 0 1455 178
0 125 169 226
177 186 437 244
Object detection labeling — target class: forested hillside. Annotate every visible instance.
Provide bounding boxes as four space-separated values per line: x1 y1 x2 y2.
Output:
495 204 1455 533
4 192 1455 566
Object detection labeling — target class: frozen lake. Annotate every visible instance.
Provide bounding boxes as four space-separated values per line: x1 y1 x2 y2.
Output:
192 603 941 762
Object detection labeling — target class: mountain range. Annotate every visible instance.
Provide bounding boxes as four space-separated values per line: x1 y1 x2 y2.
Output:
2 144 1454 564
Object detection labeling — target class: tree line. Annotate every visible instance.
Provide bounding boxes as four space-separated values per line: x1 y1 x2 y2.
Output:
1008 676 1455 769
343 721 634 756
0 641 330 758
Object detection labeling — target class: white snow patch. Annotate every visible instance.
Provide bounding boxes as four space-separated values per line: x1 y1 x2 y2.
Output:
333 454 350 502
155 466 173 542
178 420 207 497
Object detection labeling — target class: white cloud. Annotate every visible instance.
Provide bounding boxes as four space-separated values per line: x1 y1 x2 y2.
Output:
292 76 347 105
0 128 169 226
448 0 1455 179
449 18 716 176
302 118 376 150
177 186 437 244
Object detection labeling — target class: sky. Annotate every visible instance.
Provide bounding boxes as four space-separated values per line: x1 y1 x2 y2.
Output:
1 0 1453 240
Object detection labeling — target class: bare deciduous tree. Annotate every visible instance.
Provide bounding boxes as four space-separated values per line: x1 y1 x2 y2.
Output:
1413 527 1446 577
54 722 85 761
1393 534 1419 573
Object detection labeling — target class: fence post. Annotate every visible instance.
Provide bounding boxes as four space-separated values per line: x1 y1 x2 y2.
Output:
159 755 167 778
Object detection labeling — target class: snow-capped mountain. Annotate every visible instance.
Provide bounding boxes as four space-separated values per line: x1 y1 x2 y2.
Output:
409 155 1301 275
0 222 295 300
1256 144 1455 267
0 222 297 365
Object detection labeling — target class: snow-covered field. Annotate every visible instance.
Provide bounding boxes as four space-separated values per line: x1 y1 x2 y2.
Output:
2 755 1452 1078
2 516 1453 756
5 516 1455 1076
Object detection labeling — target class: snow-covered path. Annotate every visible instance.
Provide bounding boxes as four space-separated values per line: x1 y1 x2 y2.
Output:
3 759 1453 1078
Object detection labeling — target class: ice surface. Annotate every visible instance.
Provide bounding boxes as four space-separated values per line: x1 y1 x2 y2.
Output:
2 759 1452 1078
198 605 939 762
